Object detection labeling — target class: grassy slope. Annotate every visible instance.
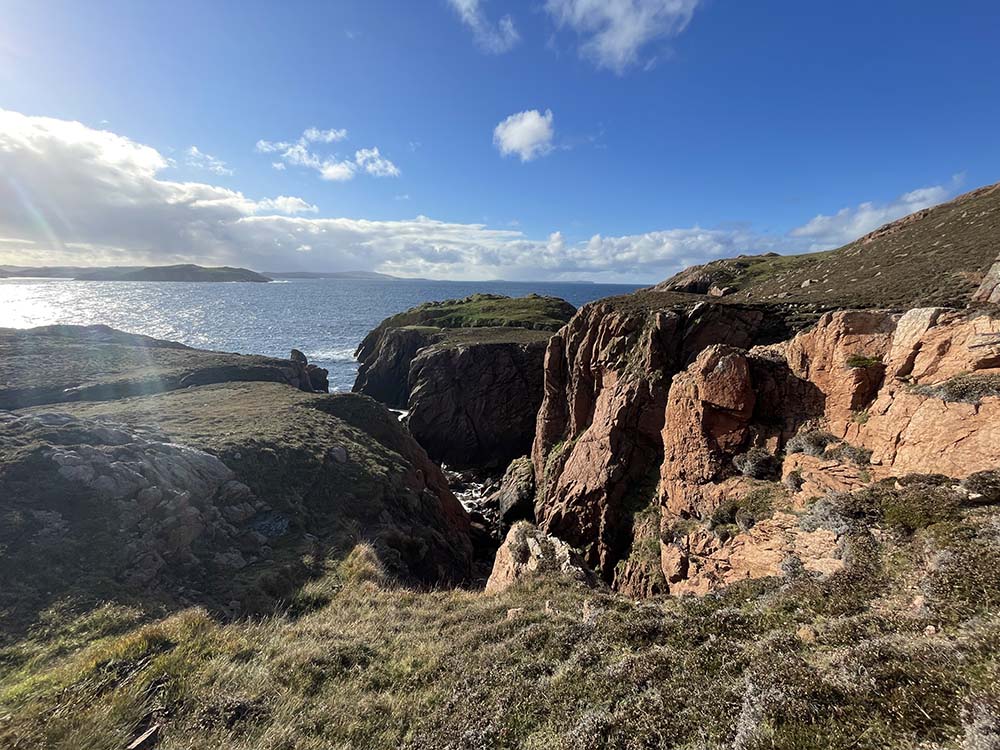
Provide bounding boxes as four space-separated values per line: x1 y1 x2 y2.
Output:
2 479 999 749
371 293 577 333
657 182 1000 309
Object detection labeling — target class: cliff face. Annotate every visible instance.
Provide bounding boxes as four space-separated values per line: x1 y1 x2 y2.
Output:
354 326 441 408
407 338 548 469
0 327 471 636
354 294 575 468
531 296 788 577
653 307 1000 596
533 296 1000 595
533 183 1000 595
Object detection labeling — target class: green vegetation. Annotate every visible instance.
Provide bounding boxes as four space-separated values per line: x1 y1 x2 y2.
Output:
827 442 873 466
845 353 883 369
371 293 576 333
786 430 838 458
732 447 781 479
656 182 1000 309
911 372 1000 404
710 485 780 534
1 477 1000 748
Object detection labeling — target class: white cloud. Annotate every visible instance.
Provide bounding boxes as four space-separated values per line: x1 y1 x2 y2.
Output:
494 109 555 162
447 0 520 54
0 110 958 283
254 196 319 215
185 145 233 176
789 185 951 251
257 127 398 181
545 0 701 73
303 127 348 143
318 160 356 182
355 147 400 177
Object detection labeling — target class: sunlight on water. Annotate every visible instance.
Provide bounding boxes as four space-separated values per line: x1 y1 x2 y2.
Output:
0 277 640 391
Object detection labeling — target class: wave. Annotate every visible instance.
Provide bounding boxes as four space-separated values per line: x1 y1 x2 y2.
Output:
308 347 358 362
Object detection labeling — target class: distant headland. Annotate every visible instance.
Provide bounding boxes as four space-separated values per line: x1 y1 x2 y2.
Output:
0 263 271 283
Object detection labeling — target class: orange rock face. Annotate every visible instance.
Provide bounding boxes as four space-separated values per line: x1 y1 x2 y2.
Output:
532 301 765 578
660 512 842 597
786 310 897 430
534 295 1000 598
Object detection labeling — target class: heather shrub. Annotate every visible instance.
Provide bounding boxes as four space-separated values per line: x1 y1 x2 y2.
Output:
786 430 837 457
733 447 780 479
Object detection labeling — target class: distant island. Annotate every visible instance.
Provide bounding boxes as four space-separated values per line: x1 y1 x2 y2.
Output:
262 270 426 281
0 264 271 283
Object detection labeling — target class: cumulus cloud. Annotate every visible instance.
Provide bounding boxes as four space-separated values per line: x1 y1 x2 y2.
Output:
447 0 520 54
545 0 701 73
0 110 957 283
494 109 555 162
355 147 401 177
185 146 233 176
257 127 398 182
789 185 951 251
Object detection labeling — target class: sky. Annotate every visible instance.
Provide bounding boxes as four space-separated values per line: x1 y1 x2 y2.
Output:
1 0 999 283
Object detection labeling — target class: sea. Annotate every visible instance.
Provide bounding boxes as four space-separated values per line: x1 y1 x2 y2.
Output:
0 277 641 392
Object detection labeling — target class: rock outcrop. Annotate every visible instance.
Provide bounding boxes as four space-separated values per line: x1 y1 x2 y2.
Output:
407 339 548 469
485 522 598 594
0 324 328 410
532 296 787 578
535 277 1000 596
0 330 472 636
354 294 575 468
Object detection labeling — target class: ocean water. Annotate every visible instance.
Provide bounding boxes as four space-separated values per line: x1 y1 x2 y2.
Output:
0 277 641 391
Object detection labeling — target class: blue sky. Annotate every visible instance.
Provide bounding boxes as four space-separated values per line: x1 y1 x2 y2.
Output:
1 0 998 282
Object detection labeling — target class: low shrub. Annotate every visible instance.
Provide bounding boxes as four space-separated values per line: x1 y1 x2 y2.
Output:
912 373 1000 404
710 487 777 532
786 430 837 457
783 469 804 492
828 442 872 466
733 447 781 479
961 469 1000 505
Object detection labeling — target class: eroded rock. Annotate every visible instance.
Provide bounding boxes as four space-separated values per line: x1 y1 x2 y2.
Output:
485 522 598 595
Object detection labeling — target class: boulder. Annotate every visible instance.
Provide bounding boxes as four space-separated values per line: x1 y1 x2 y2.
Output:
973 256 1000 304
483 456 536 531
485 522 598 594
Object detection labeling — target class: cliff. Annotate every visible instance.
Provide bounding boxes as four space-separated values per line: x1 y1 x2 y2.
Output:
533 180 1000 596
354 294 575 468
0 326 472 637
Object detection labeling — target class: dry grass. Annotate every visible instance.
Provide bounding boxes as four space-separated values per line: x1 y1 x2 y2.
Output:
3 480 1000 750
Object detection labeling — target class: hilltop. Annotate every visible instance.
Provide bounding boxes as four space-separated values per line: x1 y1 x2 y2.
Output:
656 182 1000 309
